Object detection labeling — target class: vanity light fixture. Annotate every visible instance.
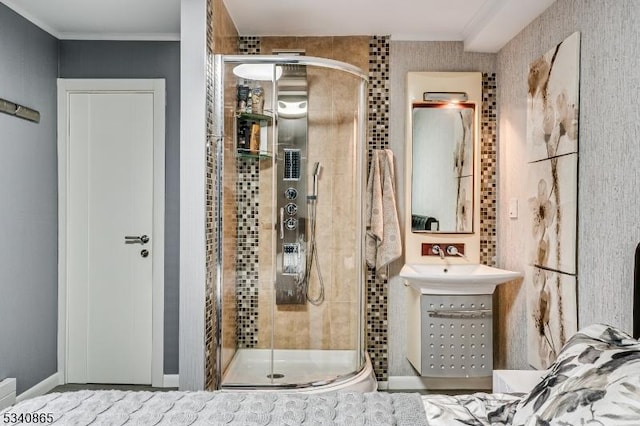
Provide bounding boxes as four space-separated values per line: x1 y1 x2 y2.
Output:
423 92 468 103
233 64 283 81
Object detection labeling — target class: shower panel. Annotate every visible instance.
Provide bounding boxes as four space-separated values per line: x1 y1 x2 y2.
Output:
275 64 310 305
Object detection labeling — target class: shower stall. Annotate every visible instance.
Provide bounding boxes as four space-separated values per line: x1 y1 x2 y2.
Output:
210 54 374 391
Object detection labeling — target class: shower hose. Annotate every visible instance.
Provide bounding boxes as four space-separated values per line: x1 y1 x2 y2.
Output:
304 197 325 305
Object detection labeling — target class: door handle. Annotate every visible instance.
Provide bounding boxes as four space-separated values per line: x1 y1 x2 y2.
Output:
125 235 149 244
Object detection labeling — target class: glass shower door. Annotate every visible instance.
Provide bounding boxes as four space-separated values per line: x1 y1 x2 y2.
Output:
218 55 367 389
219 58 280 386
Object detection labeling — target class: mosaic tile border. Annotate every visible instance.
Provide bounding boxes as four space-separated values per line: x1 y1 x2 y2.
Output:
204 0 217 391
234 158 260 347
480 73 497 267
367 35 391 381
234 36 261 348
239 36 260 55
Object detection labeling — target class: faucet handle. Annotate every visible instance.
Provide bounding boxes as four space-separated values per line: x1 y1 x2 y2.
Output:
423 243 464 258
447 245 468 259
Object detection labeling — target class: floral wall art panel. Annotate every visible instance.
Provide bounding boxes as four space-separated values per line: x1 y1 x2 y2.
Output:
526 266 578 370
527 32 580 162
526 154 577 274
526 32 580 369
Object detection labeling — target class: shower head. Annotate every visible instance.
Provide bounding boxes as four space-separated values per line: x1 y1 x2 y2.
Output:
309 162 321 201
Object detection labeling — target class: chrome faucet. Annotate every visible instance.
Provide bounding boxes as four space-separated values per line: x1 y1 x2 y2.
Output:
432 244 445 259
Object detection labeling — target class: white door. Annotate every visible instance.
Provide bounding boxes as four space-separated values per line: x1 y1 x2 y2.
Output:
59 80 165 385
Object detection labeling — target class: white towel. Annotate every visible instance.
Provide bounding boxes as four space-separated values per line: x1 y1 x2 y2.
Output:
366 149 402 279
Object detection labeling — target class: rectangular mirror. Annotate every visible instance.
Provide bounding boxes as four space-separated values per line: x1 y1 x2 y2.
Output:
411 103 475 233
404 72 482 263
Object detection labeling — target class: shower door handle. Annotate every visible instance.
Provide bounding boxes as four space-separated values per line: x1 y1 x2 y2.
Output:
279 207 284 239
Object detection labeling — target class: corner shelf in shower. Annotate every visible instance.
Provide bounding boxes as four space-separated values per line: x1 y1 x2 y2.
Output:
235 111 273 160
236 149 272 160
235 111 273 124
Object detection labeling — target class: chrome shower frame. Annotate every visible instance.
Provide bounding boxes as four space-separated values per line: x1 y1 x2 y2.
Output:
213 54 369 389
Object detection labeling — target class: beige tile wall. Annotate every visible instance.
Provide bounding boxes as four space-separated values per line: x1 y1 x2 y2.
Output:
212 0 238 54
256 37 369 350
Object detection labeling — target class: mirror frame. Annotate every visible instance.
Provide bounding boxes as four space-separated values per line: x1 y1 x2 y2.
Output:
404 72 483 265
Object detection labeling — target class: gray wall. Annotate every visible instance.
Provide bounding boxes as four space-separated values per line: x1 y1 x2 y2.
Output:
0 4 59 394
496 0 640 368
388 41 496 376
59 40 181 374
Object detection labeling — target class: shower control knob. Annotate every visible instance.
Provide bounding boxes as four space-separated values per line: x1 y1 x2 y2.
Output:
285 203 298 216
284 187 298 200
284 218 297 231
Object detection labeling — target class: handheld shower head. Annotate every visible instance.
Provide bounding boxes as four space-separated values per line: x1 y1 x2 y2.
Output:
309 162 321 201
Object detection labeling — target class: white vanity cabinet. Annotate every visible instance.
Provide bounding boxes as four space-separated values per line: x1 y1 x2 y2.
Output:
406 286 493 381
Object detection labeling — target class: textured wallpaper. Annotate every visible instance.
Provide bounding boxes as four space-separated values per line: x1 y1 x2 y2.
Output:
496 0 640 369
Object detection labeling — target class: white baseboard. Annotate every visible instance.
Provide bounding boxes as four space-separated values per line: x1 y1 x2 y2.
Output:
388 375 429 390
387 375 491 390
163 374 179 388
0 379 17 410
377 381 389 390
13 372 176 401
16 373 62 403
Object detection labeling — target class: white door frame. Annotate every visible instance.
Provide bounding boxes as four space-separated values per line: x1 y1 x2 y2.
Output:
57 79 166 387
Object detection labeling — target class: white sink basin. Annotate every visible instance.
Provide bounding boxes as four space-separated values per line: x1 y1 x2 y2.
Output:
400 263 522 295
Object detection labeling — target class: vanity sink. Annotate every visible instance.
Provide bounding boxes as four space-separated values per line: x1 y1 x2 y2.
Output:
400 263 522 295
